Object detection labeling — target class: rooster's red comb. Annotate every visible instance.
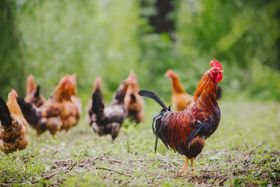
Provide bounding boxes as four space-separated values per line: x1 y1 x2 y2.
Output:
210 59 222 70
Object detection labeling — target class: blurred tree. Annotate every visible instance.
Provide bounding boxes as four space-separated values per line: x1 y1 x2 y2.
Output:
139 0 181 99
141 0 175 34
0 0 279 101
0 0 25 97
177 0 280 99
177 0 280 68
16 0 140 100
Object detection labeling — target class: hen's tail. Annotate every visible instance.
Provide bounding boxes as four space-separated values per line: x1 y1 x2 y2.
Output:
34 85 41 98
0 97 12 127
17 97 41 125
138 90 168 110
91 87 104 117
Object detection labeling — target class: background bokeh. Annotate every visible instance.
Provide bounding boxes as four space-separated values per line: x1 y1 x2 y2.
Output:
1 0 279 102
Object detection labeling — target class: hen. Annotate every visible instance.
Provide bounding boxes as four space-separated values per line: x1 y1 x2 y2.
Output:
0 90 28 154
17 97 62 135
165 69 194 111
139 59 223 174
88 76 129 140
124 72 144 123
25 74 45 107
50 74 81 131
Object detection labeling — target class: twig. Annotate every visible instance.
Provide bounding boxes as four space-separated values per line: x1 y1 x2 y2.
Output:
43 171 60 180
54 159 73 164
127 158 177 168
0 183 11 187
100 158 123 163
128 159 155 162
66 162 77 173
118 180 131 187
96 167 132 177
42 162 76 181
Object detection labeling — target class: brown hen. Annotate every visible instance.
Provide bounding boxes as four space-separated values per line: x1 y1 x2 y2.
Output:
51 74 81 131
0 90 28 154
124 72 144 123
165 69 194 111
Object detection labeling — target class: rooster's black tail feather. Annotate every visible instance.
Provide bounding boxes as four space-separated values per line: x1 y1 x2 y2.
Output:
138 90 168 110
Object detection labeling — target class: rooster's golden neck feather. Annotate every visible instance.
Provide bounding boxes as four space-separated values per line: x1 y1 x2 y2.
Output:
194 73 218 111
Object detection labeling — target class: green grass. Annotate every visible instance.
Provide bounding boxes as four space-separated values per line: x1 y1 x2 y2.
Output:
0 100 279 186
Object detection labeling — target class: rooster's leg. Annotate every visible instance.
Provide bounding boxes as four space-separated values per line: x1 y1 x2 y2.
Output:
180 157 188 175
191 158 195 172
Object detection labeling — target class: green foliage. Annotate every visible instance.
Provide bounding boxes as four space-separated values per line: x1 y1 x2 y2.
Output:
16 0 140 97
177 0 280 67
176 0 280 100
248 61 280 101
0 0 25 98
0 0 279 101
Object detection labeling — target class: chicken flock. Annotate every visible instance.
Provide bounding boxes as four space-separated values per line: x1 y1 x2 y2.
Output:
0 59 223 174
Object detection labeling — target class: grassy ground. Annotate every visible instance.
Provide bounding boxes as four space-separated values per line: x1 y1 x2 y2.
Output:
0 100 279 186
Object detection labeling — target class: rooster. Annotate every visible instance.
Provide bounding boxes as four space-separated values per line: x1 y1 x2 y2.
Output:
124 72 144 123
0 90 28 154
139 59 223 174
88 76 129 140
25 75 45 107
165 69 194 111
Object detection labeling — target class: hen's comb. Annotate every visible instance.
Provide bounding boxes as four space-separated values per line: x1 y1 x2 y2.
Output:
166 69 173 74
26 74 36 93
94 76 102 88
27 74 35 84
210 59 222 70
9 89 18 97
128 72 137 82
165 69 177 77
60 74 76 85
